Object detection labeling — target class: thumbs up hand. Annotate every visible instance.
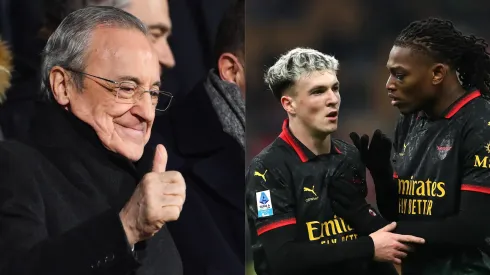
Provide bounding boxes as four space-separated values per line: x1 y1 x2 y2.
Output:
152 144 168 172
119 144 186 246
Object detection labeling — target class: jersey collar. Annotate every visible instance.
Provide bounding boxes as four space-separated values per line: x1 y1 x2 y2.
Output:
443 89 480 119
418 89 481 119
278 119 341 162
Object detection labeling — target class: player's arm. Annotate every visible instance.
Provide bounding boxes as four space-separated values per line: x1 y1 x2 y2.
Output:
330 159 390 236
246 160 378 275
374 115 412 222
372 162 398 222
370 171 397 221
352 116 411 222
352 156 391 235
393 117 490 245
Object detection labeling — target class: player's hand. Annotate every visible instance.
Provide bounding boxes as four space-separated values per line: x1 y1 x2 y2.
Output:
370 222 425 264
350 130 392 176
119 144 186 246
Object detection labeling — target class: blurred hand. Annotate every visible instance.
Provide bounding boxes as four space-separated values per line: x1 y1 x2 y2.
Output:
119 144 186 245
370 222 425 264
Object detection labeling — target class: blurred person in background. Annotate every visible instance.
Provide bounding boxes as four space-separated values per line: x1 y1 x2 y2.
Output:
0 38 12 140
0 0 175 141
330 18 490 274
246 47 424 275
0 7 186 275
142 0 245 274
42 0 175 69
123 0 175 69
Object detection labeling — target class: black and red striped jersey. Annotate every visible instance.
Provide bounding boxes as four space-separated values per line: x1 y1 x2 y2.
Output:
246 119 381 275
392 89 490 273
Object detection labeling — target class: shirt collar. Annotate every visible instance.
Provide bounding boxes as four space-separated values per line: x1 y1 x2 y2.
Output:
278 118 341 162
417 89 481 120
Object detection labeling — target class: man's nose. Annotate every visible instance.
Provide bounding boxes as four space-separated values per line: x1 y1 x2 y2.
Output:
386 75 396 91
133 92 155 121
326 89 340 106
156 40 175 69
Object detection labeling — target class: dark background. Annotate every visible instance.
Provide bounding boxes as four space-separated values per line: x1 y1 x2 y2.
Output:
0 0 230 101
245 0 490 274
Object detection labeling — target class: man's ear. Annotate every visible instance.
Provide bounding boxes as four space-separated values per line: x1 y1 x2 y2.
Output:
49 66 72 106
217 53 242 85
431 63 447 85
281 95 296 115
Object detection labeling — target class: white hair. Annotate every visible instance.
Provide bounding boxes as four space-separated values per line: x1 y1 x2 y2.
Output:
264 47 339 100
40 6 148 100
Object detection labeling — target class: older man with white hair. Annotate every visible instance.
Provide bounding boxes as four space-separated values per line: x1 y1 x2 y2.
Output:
245 47 425 275
0 6 185 275
0 0 175 141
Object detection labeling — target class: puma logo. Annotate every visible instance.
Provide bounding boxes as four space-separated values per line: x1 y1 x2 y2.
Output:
254 170 268 182
303 186 317 197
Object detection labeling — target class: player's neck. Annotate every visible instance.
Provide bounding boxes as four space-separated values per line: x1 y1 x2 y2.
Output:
424 79 466 119
289 119 331 155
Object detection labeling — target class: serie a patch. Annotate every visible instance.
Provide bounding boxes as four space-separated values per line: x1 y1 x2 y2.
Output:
256 190 273 218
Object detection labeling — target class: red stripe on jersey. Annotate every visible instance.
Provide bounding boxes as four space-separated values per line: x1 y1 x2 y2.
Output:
445 90 480 119
257 218 297 236
279 120 308 162
461 184 490 195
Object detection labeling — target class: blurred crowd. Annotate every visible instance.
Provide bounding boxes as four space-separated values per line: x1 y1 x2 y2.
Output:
246 0 490 274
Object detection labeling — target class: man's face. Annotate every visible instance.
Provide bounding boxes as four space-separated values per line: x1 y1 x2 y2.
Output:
65 27 160 161
124 0 175 69
386 46 437 114
286 70 340 136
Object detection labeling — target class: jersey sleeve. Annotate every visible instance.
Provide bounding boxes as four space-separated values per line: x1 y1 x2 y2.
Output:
460 117 490 194
246 158 296 236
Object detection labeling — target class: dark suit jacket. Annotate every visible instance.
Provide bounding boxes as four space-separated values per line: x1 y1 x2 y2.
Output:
144 80 245 275
0 102 182 275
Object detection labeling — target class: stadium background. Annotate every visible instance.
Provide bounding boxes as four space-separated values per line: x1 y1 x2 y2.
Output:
245 0 490 274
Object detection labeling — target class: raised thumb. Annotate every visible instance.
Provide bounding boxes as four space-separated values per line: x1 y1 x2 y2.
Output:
152 144 168 173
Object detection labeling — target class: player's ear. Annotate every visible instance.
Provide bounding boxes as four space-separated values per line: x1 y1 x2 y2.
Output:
281 95 296 115
431 63 447 85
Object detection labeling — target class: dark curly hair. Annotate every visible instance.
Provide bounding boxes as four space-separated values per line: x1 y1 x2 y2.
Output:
214 0 244 64
394 18 490 95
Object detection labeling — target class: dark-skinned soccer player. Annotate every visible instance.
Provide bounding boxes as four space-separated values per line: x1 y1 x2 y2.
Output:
330 18 490 275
